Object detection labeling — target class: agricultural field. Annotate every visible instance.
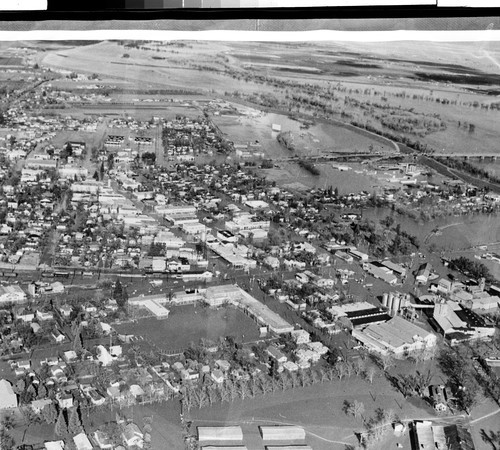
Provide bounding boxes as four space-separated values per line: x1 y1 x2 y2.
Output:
37 39 500 158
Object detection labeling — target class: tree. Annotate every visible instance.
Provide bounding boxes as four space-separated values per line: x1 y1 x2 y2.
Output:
0 428 14 449
55 410 68 437
113 279 123 300
68 407 83 434
363 365 376 384
113 279 128 309
42 403 58 424
353 400 365 420
380 352 395 372
73 332 83 353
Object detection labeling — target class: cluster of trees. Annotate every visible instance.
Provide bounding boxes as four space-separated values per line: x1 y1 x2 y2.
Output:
438 347 481 414
182 365 337 412
276 131 296 152
113 279 129 310
448 256 493 282
297 160 320 176
141 152 156 165
388 369 433 399
148 242 166 257
350 219 419 258
435 157 500 185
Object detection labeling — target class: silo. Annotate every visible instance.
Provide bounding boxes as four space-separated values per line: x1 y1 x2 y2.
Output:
387 292 394 311
402 293 411 309
382 293 389 308
392 294 401 315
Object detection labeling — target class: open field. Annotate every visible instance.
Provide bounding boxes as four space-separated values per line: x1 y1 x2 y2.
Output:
114 304 261 351
190 370 437 450
38 39 500 158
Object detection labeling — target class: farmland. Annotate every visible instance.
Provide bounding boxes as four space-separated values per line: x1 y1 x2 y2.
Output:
38 39 500 158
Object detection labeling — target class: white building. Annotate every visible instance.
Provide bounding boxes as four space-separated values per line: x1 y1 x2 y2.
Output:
73 432 93 450
96 345 113 366
0 379 17 409
0 285 26 304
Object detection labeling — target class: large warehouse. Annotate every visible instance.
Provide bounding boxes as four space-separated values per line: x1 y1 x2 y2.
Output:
351 315 437 356
198 426 244 442
259 426 306 441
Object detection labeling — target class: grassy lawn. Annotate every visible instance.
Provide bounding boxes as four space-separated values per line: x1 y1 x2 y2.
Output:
114 304 261 351
189 370 439 450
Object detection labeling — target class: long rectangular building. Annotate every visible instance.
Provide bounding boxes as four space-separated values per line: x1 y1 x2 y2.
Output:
260 426 306 441
204 285 293 334
198 427 243 442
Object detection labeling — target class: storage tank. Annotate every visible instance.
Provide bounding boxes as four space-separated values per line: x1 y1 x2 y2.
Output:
392 294 401 315
387 292 394 311
382 293 389 308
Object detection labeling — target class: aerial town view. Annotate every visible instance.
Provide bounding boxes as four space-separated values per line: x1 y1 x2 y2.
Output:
0 35 499 450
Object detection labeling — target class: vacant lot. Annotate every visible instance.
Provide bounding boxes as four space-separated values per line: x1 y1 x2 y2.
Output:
114 304 260 351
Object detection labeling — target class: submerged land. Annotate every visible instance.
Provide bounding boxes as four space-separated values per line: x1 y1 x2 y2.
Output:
0 38 498 450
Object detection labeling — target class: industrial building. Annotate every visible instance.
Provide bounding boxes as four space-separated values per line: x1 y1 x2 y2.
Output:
433 301 495 344
204 285 293 334
411 421 474 450
381 292 411 315
198 426 244 442
328 301 391 328
259 426 306 441
363 262 398 285
352 315 437 356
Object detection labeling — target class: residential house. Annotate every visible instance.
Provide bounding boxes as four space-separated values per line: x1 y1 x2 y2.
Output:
416 263 432 284
266 346 287 364
122 422 144 449
429 385 448 412
57 393 73 409
96 345 114 366
93 430 113 449
73 432 93 450
44 441 65 450
211 369 224 384
31 398 52 414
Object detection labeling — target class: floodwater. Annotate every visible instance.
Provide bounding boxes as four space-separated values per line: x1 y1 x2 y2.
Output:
213 107 383 161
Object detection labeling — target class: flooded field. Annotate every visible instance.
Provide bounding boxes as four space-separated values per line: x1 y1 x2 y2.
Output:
214 107 383 161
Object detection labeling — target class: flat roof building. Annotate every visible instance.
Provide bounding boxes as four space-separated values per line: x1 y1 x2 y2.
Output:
198 426 244 442
0 379 17 409
260 426 306 441
204 285 293 334
352 315 437 356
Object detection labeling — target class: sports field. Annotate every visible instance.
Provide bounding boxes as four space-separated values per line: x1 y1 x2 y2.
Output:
113 304 261 351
